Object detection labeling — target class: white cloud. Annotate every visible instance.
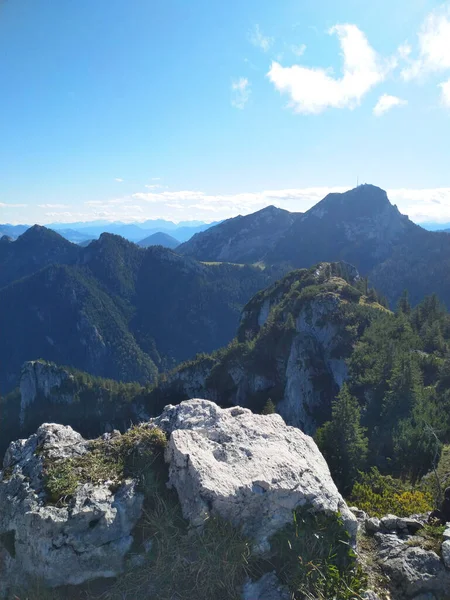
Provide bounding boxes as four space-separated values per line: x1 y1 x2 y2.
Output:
7 185 450 225
388 187 450 223
373 94 407 116
128 186 450 224
267 24 389 114
145 184 166 190
401 4 450 81
38 203 70 209
398 42 412 60
0 202 28 208
439 78 450 106
249 24 273 52
115 178 124 182
231 77 251 109
291 43 306 57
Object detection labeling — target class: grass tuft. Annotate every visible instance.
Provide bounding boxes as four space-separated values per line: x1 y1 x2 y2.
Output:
270 508 367 600
43 425 167 505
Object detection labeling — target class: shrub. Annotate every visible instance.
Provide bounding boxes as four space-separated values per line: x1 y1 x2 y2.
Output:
350 468 433 517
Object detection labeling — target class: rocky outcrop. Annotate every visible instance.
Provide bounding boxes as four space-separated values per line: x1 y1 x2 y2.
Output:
362 512 450 599
277 290 348 433
155 399 357 551
242 572 290 600
19 360 74 427
155 263 380 434
0 423 143 595
374 534 450 599
0 399 358 596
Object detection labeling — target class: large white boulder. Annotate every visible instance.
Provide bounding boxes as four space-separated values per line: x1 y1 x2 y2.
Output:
155 399 357 551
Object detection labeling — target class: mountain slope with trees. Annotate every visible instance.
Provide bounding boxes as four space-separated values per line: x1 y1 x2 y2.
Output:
177 205 301 263
178 185 450 309
0 228 285 393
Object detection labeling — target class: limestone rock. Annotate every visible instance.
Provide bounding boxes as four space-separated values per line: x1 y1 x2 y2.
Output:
374 532 450 598
442 540 450 569
366 517 381 533
400 517 424 534
362 592 383 600
350 506 368 521
19 360 74 427
156 399 357 552
0 423 143 593
380 514 399 531
242 572 290 600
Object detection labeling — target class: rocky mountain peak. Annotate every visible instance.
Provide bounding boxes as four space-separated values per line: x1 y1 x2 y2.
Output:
307 184 400 222
18 224 67 244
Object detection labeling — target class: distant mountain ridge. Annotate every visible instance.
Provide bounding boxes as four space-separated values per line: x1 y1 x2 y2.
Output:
178 205 301 263
0 227 286 393
138 231 180 249
0 218 218 244
179 184 450 308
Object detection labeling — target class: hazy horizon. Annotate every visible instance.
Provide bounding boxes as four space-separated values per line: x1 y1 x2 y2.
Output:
2 1 450 226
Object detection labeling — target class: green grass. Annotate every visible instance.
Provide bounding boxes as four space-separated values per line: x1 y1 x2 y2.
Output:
97 493 252 600
269 508 367 600
406 523 446 554
43 425 167 505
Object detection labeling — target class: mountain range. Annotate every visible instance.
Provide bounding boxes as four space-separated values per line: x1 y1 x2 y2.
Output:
0 227 285 394
3 182 450 394
179 184 450 308
0 218 218 244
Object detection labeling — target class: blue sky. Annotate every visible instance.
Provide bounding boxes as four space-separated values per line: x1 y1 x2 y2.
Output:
1 0 450 225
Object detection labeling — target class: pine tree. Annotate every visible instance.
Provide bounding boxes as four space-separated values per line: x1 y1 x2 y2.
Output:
261 398 276 415
397 289 411 316
316 384 368 493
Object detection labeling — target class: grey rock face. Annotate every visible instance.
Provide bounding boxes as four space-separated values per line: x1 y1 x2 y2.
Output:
362 592 383 600
443 525 450 541
278 291 348 433
19 360 74 427
242 572 290 600
373 532 450 599
177 205 299 263
365 517 381 533
442 540 450 569
156 399 357 552
381 513 401 531
0 423 143 593
349 506 368 521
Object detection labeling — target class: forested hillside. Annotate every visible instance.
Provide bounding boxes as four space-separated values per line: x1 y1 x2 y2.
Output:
0 227 285 393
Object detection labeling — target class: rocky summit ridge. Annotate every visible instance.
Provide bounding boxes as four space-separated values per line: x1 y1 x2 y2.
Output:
0 399 356 598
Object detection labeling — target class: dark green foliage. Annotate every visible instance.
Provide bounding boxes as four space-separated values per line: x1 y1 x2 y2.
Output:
350 468 434 517
0 264 158 393
270 508 367 600
261 398 276 414
318 290 450 496
0 364 155 458
1 230 283 394
316 385 368 493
